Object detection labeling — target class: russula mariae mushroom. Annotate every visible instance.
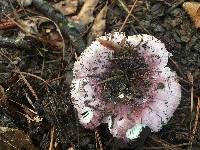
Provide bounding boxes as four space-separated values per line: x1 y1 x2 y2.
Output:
71 32 181 142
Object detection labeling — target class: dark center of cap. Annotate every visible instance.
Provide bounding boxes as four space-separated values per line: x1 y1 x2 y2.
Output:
99 39 152 105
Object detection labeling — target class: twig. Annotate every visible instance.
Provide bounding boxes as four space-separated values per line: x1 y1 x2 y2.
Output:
49 126 55 150
187 72 194 112
189 97 200 149
119 0 138 32
149 135 182 150
143 143 191 149
12 70 51 87
15 68 39 101
118 0 150 34
177 76 192 86
169 57 186 79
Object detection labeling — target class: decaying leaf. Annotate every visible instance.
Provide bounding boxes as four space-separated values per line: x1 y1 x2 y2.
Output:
183 2 200 28
88 3 108 44
72 0 99 30
53 0 79 15
0 127 35 150
14 16 63 50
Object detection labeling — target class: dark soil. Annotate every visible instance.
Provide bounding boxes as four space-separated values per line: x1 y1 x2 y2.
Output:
0 0 200 150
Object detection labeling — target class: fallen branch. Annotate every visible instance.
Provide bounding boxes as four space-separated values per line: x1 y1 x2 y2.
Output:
31 0 86 55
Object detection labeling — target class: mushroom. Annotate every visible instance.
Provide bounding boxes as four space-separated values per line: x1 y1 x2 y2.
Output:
71 32 181 142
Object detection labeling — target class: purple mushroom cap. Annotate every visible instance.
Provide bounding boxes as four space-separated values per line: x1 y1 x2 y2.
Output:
71 32 181 141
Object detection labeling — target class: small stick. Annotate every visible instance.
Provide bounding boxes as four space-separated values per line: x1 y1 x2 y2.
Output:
118 0 150 34
49 126 55 150
119 0 138 32
189 97 200 149
15 68 39 101
187 72 194 112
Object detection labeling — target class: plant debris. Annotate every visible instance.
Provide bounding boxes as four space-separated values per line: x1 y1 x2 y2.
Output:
182 2 200 29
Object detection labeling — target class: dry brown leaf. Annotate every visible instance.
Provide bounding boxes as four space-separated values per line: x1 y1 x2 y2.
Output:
0 127 35 150
88 3 108 44
183 2 200 28
72 0 99 30
53 0 79 15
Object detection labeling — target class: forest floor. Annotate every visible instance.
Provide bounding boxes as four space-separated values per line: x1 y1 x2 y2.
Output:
0 0 200 149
